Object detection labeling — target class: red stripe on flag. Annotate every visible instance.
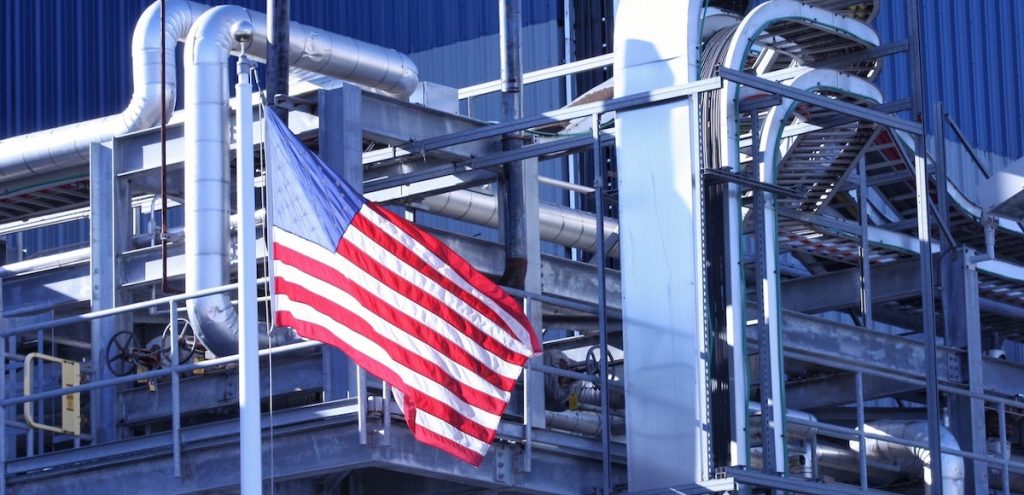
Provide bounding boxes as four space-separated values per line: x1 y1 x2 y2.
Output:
335 236 528 366
275 241 524 384
363 204 538 351
274 310 500 445
403 406 487 466
276 277 510 416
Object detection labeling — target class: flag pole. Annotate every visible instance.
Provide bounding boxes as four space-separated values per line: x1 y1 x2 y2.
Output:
231 21 263 494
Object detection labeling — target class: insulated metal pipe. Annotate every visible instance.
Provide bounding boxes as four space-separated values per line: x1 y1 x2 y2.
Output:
183 5 418 357
853 421 966 495
415 190 619 255
0 0 210 183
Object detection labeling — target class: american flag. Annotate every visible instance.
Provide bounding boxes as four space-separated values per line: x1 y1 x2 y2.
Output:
265 110 540 465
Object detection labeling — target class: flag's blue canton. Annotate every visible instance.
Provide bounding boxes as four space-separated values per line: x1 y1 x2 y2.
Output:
265 111 362 251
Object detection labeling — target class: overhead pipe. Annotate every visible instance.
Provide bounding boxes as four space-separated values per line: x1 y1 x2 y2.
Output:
852 421 965 494
414 189 619 255
183 5 418 357
0 247 91 279
0 0 210 184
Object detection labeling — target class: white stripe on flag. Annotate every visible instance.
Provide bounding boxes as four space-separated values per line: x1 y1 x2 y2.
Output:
275 228 524 380
358 207 535 351
274 260 512 403
274 294 503 430
415 408 491 457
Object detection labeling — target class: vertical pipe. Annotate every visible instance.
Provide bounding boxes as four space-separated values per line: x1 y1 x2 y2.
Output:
160 0 172 295
906 0 943 491
169 300 182 478
381 381 391 446
593 112 611 494
858 156 873 327
933 101 950 251
356 366 367 445
856 372 867 489
523 337 533 473
234 27 263 495
499 0 528 289
0 287 6 495
998 402 1009 495
266 0 289 121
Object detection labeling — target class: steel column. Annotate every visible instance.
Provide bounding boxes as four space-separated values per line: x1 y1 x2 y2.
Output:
317 85 363 401
593 112 611 494
89 142 121 443
943 248 988 493
906 0 943 491
266 0 290 121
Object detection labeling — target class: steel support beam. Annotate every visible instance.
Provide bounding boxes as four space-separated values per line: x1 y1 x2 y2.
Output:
317 85 363 401
780 258 921 313
6 400 619 495
89 141 123 444
942 248 988 494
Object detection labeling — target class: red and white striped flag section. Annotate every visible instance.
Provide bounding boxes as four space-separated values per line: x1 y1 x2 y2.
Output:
264 109 541 465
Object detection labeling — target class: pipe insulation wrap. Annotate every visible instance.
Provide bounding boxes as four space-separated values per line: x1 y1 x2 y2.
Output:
184 5 419 357
0 0 210 182
853 420 965 494
416 190 620 255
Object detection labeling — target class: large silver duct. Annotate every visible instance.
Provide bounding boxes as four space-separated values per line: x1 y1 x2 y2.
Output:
184 5 418 357
416 190 620 255
853 420 965 494
0 0 209 183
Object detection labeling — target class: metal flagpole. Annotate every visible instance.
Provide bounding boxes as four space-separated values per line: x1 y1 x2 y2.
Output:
232 21 263 494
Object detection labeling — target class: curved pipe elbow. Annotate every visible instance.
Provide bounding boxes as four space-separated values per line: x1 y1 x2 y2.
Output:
184 4 420 356
187 294 240 357
0 0 208 183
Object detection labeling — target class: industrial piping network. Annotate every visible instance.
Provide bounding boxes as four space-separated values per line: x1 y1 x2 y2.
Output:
0 0 209 183
182 3 419 357
2 0 1024 492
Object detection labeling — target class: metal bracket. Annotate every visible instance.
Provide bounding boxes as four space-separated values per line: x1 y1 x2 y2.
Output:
272 94 317 115
493 442 515 485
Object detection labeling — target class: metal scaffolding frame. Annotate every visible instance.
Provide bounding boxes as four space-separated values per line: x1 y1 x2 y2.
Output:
1 1 1024 494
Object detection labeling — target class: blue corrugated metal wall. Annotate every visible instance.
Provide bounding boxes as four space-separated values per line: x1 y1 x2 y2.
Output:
1 0 562 256
875 0 1024 162
0 0 558 138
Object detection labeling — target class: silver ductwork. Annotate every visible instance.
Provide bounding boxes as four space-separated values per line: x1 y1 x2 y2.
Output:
184 5 419 357
0 0 209 184
853 420 966 495
415 190 620 255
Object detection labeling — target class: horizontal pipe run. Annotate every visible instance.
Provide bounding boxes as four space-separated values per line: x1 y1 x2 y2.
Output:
537 175 595 194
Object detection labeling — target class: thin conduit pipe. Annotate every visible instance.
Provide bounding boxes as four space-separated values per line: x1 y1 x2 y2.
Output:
0 0 210 184
183 5 418 357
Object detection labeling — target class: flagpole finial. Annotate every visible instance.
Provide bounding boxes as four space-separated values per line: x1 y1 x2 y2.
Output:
231 21 255 52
